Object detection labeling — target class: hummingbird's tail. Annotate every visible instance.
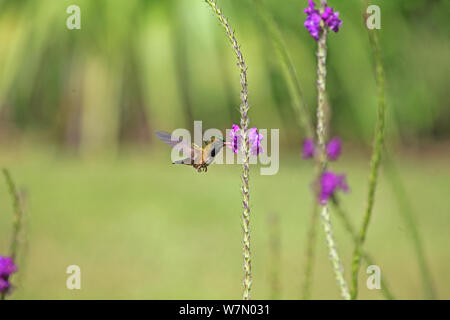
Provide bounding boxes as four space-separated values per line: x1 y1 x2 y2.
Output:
173 158 193 165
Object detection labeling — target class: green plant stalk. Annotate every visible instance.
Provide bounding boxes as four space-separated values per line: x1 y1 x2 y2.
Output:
331 197 395 299
1 169 24 300
316 20 328 166
204 0 253 300
316 0 349 300
320 206 350 299
383 154 436 299
362 3 435 298
350 2 386 299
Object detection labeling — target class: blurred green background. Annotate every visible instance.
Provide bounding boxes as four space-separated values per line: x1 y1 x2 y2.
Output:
0 0 449 299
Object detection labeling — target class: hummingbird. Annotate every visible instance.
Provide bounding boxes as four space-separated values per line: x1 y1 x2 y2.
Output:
156 131 227 172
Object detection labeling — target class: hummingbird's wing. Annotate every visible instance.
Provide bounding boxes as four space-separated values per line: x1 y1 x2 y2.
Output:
155 131 202 162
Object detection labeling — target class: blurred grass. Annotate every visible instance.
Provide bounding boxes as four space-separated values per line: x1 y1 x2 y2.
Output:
0 0 449 152
0 146 449 299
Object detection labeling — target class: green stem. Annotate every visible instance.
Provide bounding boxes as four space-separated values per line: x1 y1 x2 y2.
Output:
204 0 252 300
351 2 386 299
316 23 328 166
1 169 24 300
320 206 350 299
331 197 395 300
315 0 349 300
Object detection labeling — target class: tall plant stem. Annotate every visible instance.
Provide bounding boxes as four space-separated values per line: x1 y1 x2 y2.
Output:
320 206 350 299
331 197 395 299
1 169 24 300
362 3 434 298
204 0 252 300
315 0 349 300
316 18 328 166
350 2 386 299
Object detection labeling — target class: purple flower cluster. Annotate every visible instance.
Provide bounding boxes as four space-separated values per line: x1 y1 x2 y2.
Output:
302 138 315 159
0 256 17 294
322 6 342 32
301 136 349 204
301 136 341 161
318 171 349 205
304 1 322 41
303 0 342 41
325 137 341 160
229 124 242 154
228 124 264 156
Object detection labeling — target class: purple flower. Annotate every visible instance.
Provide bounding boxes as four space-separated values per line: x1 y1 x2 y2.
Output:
228 124 241 154
249 127 264 156
303 1 342 40
228 125 264 156
302 138 315 159
318 171 349 205
0 256 17 295
0 256 17 277
303 1 321 41
326 137 341 161
0 278 10 293
322 6 342 33
303 0 317 15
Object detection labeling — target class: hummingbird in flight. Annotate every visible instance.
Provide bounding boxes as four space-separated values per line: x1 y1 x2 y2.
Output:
156 131 227 172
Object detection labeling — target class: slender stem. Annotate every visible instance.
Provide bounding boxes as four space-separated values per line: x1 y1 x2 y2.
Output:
363 1 435 300
331 197 395 299
1 169 24 300
351 2 387 299
204 0 252 300
315 0 349 300
3 169 22 260
320 206 350 299
316 22 328 166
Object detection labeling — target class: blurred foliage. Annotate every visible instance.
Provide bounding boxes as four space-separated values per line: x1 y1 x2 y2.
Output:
0 0 449 156
0 149 449 299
